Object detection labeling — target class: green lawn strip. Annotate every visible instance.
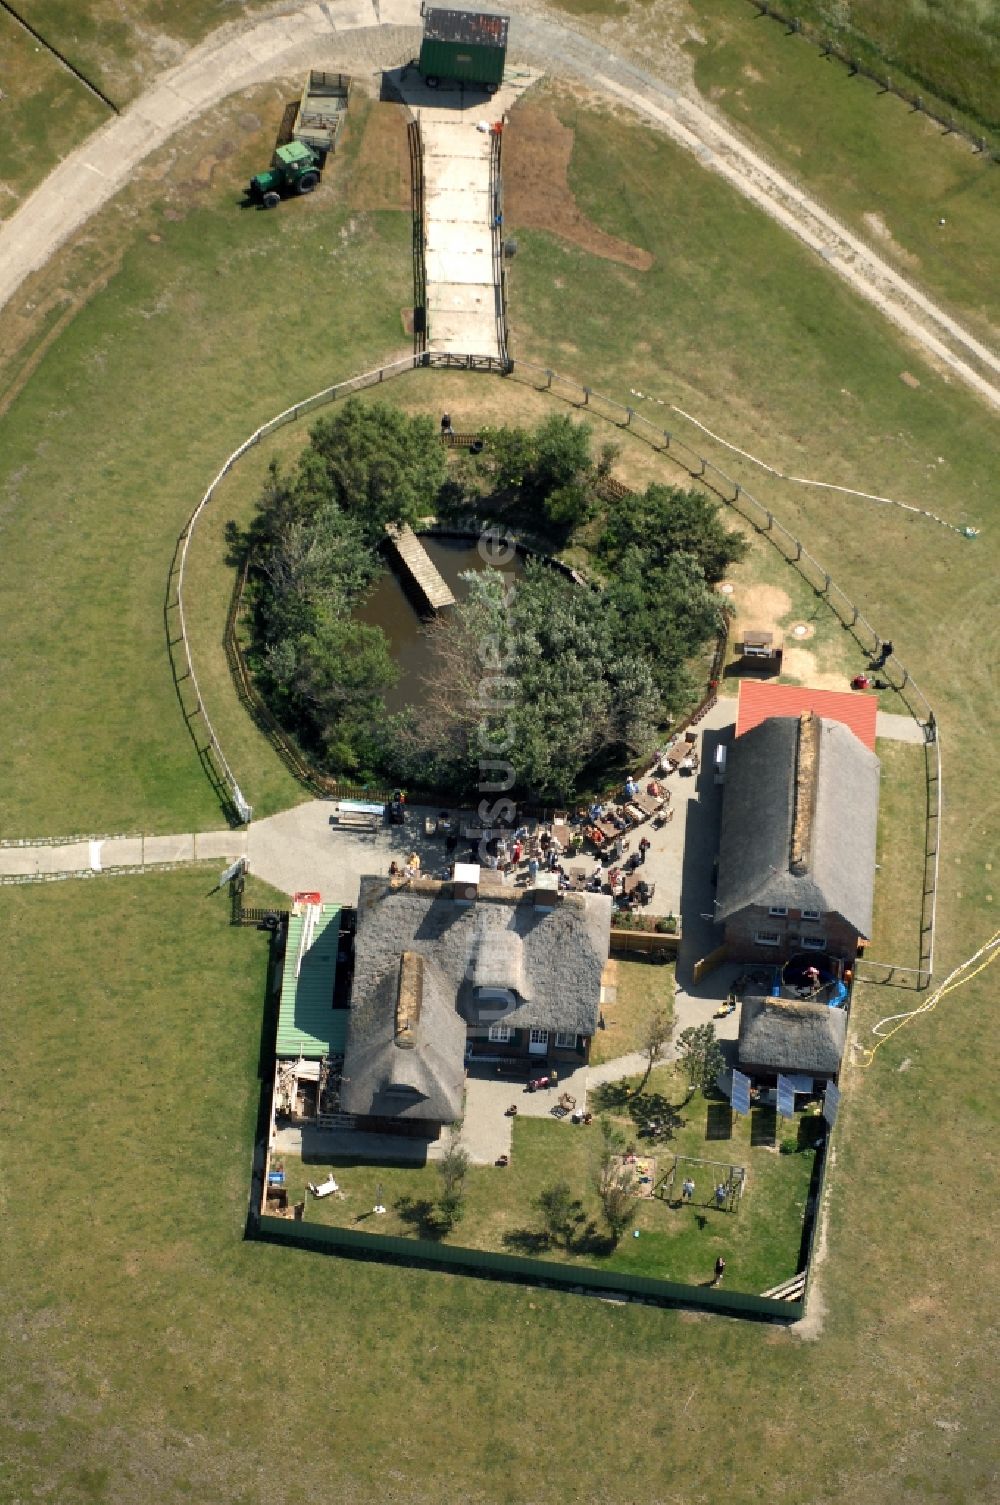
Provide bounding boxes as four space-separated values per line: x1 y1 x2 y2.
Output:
0 14 108 221
0 153 410 835
687 0 1000 347
590 956 674 1065
281 1073 812 1293
869 739 927 966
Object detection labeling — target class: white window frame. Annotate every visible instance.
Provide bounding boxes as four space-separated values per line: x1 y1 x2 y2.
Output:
529 1028 549 1046
554 1031 577 1049
488 1023 512 1043
754 930 781 947
800 936 827 951
801 909 822 922
768 906 788 917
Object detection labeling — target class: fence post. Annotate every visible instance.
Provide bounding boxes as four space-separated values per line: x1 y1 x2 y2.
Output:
625 408 634 426
546 369 553 388
663 430 671 448
794 539 802 560
582 387 591 405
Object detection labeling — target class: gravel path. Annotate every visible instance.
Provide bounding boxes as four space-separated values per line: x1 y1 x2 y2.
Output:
0 1 996 409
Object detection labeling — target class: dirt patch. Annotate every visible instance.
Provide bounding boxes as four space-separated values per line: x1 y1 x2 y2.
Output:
349 103 410 212
780 644 845 690
728 582 792 639
504 103 654 271
863 211 919 269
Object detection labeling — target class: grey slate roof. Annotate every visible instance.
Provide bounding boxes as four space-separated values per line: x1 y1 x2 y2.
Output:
716 715 879 935
340 952 467 1122
738 995 847 1077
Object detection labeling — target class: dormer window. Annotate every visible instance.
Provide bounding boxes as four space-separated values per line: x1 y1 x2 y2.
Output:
768 906 788 917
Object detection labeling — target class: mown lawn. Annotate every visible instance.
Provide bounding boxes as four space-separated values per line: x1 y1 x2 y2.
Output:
0 92 410 836
687 0 1000 347
281 1069 815 1293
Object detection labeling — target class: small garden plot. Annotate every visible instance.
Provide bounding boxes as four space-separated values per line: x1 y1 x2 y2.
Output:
278 1069 818 1293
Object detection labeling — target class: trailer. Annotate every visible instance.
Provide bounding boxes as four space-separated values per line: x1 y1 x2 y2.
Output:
418 8 509 89
292 70 352 159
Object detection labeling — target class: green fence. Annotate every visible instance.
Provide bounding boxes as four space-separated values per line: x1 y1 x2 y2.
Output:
256 1215 802 1322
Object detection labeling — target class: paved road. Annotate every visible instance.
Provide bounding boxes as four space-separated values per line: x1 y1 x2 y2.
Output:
0 1 996 409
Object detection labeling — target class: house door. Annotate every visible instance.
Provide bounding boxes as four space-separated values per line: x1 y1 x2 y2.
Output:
528 1028 549 1056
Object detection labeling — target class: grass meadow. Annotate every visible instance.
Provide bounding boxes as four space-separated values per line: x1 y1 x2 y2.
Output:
0 25 998 1505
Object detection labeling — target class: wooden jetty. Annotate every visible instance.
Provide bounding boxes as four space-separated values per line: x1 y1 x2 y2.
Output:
384 523 456 612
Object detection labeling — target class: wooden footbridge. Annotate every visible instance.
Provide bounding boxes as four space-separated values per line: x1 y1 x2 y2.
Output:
384 523 455 612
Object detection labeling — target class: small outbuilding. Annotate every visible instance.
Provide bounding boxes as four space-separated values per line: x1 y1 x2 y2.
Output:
418 8 509 88
737 995 847 1086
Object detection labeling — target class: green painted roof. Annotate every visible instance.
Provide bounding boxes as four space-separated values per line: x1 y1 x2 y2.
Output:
276 904 346 1058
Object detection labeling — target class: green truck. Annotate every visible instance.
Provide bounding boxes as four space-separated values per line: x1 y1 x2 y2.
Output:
248 140 323 208
418 8 509 90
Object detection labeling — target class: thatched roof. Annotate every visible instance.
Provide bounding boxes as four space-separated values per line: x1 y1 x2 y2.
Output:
716 713 879 935
738 995 847 1077
341 950 467 1122
351 875 612 1036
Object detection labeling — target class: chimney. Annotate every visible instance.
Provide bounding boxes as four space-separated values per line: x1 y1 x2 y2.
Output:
452 862 480 905
532 872 561 911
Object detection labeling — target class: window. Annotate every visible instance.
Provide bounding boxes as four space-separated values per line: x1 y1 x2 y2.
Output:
801 909 821 922
529 1028 549 1045
555 1031 577 1049
768 906 788 917
754 930 781 947
800 936 827 951
488 1023 512 1043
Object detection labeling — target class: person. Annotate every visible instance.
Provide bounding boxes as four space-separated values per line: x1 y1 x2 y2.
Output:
440 412 452 435
389 860 399 876
876 638 893 667
528 857 539 881
681 1177 695 1203
715 1183 727 1209
804 965 820 986
712 1256 726 1286
550 1066 559 1089
512 839 523 864
639 836 651 864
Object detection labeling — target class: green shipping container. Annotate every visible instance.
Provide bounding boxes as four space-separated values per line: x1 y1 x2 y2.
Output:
418 8 509 87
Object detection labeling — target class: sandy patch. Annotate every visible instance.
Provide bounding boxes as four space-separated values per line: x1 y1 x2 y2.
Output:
505 104 654 271
728 582 791 638
780 645 845 689
862 211 919 269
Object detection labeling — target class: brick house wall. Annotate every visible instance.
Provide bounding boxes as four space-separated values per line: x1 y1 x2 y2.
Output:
723 905 861 965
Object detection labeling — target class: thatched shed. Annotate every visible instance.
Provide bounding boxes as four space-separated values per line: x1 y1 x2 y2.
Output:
738 995 847 1081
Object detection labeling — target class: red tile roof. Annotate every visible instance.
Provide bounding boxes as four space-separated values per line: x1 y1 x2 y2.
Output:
735 681 878 751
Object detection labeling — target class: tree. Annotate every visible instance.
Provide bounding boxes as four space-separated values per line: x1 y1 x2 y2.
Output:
535 1180 584 1249
300 398 447 544
433 1142 470 1233
633 1009 672 1097
599 1175 639 1245
676 1023 726 1097
591 1117 638 1245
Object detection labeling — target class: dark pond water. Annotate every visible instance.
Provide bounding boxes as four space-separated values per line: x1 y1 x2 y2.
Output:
356 535 526 714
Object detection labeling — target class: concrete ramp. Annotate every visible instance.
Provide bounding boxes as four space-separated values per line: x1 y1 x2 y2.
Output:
400 69 541 360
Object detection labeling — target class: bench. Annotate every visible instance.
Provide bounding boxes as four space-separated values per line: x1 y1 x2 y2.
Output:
330 799 383 832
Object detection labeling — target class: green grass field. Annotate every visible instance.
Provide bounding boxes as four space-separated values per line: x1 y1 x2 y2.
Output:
1 27 999 1505
686 0 1000 347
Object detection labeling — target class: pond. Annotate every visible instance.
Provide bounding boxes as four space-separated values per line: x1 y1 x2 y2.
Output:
356 534 526 713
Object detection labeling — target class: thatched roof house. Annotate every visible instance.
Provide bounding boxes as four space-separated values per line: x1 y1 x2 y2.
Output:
738 995 847 1081
716 712 880 946
340 949 467 1124
340 874 612 1125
